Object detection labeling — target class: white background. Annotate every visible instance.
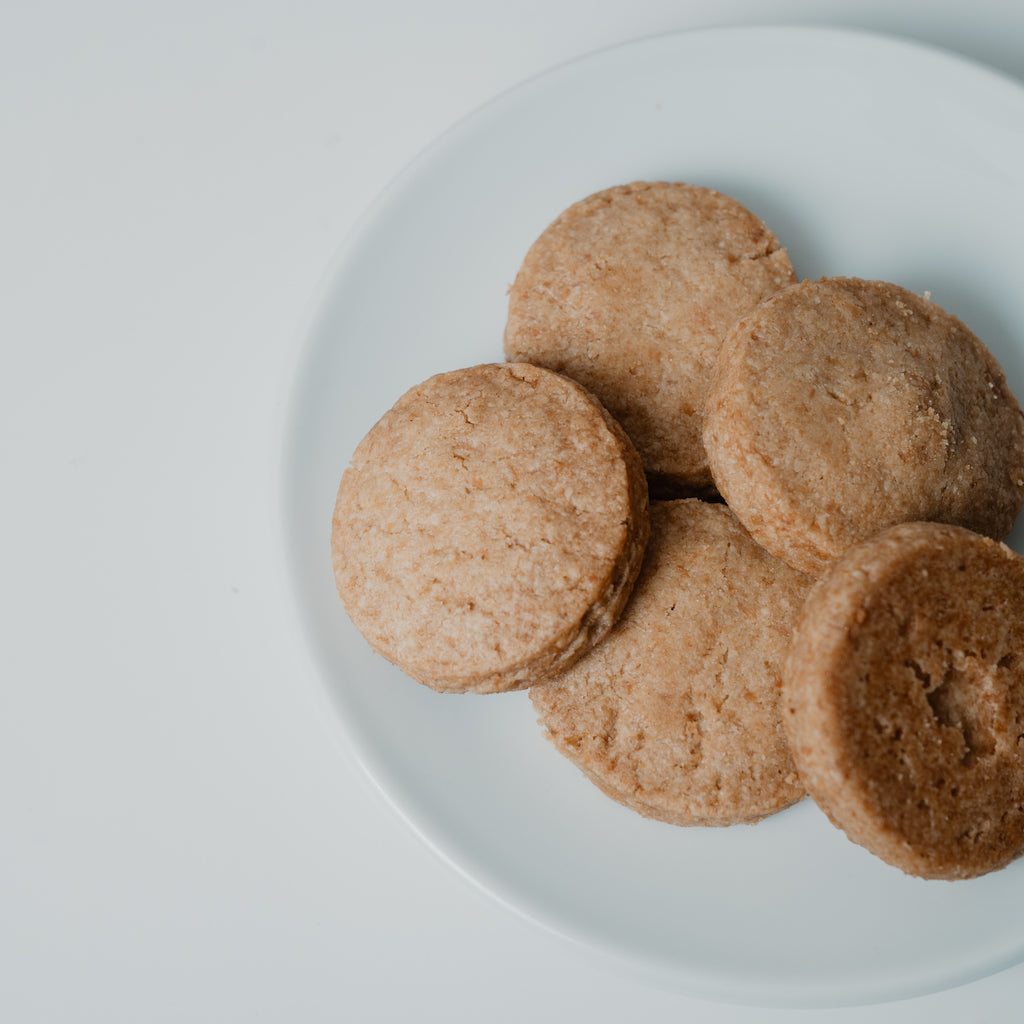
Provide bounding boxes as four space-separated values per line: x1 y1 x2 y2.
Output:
4 1 1024 1021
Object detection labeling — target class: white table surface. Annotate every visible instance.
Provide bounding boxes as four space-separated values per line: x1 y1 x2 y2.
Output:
4 2 1024 1021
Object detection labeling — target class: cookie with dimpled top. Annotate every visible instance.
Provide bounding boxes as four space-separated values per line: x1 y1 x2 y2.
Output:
783 521 1024 880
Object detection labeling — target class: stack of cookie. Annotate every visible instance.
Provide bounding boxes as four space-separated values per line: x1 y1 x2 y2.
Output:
332 181 1024 880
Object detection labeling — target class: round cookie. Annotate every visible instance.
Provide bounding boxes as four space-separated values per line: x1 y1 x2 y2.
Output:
703 277 1024 577
531 499 811 826
332 362 649 695
504 181 797 496
783 522 1024 880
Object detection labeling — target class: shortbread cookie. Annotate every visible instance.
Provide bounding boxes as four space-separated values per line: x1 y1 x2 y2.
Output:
504 182 797 496
531 499 811 826
784 522 1024 880
332 363 649 695
704 277 1024 576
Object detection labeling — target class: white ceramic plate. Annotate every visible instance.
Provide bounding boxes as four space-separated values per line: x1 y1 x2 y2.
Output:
281 27 1024 1007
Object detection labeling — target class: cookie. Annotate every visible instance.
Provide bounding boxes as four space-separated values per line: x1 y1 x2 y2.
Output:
703 277 1024 576
784 522 1024 880
531 499 811 826
331 363 649 695
504 182 797 496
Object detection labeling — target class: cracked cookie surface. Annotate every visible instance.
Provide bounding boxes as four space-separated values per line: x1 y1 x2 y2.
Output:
504 182 796 496
331 362 649 694
531 499 811 826
784 522 1024 879
704 277 1024 576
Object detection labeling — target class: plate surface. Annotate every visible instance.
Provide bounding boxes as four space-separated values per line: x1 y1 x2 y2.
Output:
281 27 1024 1007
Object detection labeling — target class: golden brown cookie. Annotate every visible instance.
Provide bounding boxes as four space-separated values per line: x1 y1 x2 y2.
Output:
784 522 1024 880
332 363 649 695
704 277 1024 576
531 499 811 826
504 182 797 496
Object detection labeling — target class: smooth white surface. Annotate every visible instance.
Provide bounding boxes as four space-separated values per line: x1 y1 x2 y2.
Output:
284 26 1024 1008
5 2 1024 1021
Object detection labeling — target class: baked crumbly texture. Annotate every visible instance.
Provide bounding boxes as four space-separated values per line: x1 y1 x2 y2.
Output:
703 277 1024 576
531 499 811 826
504 181 797 496
784 522 1024 880
332 363 649 695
